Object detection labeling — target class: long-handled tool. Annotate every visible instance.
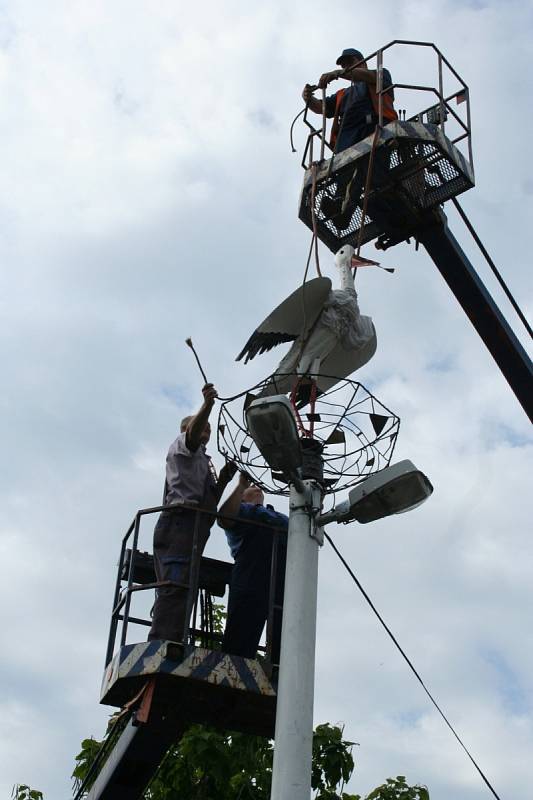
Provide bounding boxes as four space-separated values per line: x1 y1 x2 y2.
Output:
186 337 242 478
185 337 209 384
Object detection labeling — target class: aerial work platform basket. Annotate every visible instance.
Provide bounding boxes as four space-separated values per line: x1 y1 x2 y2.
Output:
298 41 475 252
101 640 276 737
75 503 284 799
101 501 282 739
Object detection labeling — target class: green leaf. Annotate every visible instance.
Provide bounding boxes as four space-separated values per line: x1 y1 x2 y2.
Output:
11 787 43 800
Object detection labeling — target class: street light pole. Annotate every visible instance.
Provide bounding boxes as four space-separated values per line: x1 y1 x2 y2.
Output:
271 444 324 800
234 392 433 798
240 393 432 798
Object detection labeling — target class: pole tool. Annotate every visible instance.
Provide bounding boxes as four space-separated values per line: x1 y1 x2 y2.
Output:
185 337 209 384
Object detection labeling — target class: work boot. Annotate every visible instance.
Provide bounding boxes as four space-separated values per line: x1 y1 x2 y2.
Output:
320 195 354 229
319 194 343 219
334 204 354 229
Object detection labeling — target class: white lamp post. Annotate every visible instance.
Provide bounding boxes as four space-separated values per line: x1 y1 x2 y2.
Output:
247 397 320 800
245 398 433 800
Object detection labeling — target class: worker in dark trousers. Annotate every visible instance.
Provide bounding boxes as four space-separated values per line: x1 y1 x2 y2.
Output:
148 383 236 643
219 473 288 664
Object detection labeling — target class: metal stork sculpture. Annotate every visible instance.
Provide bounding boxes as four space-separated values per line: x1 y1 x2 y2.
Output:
236 245 383 403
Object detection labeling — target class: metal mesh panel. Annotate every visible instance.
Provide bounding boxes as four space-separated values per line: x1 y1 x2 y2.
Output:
390 139 465 208
299 127 474 252
311 166 382 252
217 375 400 496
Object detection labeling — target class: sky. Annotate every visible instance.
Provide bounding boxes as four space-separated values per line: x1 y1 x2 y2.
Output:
1 1 532 798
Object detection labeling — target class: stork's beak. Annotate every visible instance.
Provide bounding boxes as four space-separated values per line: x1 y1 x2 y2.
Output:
351 255 380 268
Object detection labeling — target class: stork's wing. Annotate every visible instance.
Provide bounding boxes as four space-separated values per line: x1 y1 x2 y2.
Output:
316 321 377 393
236 277 332 363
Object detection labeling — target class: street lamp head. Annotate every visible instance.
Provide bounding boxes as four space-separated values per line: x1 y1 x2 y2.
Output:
245 395 303 473
322 460 433 525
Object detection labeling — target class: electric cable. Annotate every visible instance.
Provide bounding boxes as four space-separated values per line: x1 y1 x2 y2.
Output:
452 197 532 340
355 125 381 258
289 107 306 153
324 531 502 800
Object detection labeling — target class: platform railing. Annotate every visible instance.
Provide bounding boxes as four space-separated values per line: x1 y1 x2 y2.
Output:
105 502 286 673
301 40 473 173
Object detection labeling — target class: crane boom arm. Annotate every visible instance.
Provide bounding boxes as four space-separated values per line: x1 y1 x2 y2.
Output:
418 211 533 423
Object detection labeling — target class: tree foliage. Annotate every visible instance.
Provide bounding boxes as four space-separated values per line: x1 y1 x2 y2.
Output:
69 721 428 800
11 786 43 800
311 722 357 798
20 609 429 799
146 725 272 800
363 775 430 800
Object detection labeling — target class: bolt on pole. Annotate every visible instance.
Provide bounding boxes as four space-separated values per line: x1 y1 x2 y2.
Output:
271 443 324 800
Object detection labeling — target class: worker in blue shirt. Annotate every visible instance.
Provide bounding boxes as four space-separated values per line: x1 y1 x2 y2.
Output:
219 472 288 663
303 47 396 154
302 47 397 226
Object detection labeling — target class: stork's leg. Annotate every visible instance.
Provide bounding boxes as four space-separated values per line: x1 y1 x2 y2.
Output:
308 358 320 438
289 378 309 436
308 381 318 438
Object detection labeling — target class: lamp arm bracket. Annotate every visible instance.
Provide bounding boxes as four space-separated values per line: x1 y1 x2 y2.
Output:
316 496 351 526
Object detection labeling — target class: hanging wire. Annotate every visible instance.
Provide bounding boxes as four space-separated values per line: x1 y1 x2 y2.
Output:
293 93 329 371
355 126 381 258
452 197 532 340
309 163 322 277
289 107 306 153
324 531 502 800
217 228 317 405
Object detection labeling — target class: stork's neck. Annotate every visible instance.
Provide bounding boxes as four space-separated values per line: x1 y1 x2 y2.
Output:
338 262 355 291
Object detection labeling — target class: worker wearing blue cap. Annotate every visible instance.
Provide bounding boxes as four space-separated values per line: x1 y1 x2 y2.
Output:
302 47 396 154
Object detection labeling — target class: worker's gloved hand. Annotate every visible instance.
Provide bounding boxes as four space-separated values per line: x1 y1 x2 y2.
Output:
318 70 341 89
302 83 315 103
202 383 218 408
218 460 238 486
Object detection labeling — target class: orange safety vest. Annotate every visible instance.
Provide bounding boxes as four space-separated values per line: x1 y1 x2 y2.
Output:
330 84 398 149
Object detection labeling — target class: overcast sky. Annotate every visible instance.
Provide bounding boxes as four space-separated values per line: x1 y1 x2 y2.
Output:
1 1 532 798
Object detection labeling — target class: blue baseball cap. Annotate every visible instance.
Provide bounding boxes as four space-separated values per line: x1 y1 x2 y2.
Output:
336 48 365 65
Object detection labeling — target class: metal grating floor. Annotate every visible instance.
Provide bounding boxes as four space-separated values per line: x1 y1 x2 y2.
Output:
299 121 475 252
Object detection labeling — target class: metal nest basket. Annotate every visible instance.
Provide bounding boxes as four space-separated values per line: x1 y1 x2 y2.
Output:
217 374 400 496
